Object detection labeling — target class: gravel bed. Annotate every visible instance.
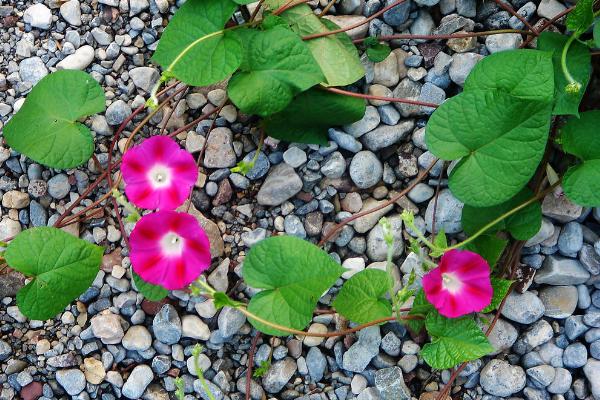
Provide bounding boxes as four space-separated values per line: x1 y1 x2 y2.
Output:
1 0 599 400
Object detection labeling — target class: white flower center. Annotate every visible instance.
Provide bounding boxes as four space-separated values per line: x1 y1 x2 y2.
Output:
160 232 185 256
441 272 462 294
148 164 172 189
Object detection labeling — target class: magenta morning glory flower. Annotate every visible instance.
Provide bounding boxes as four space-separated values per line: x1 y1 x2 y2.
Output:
130 211 211 290
121 136 197 210
422 249 493 318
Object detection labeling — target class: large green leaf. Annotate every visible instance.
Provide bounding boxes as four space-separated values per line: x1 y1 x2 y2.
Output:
265 0 364 86
4 70 105 169
461 188 542 241
464 49 554 102
463 234 508 268
426 90 552 207
333 269 393 324
421 312 494 369
133 272 168 301
5 227 103 320
228 26 324 117
560 110 600 206
538 32 591 116
566 0 594 34
152 0 242 86
482 277 513 313
243 235 344 336
263 88 366 144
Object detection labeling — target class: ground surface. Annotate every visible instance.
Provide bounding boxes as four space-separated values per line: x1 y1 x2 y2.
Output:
1 0 600 399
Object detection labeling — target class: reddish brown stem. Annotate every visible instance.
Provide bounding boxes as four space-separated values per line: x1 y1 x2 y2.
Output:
302 0 407 40
353 29 535 43
493 0 538 35
245 333 262 400
521 6 574 48
318 158 438 247
323 87 440 108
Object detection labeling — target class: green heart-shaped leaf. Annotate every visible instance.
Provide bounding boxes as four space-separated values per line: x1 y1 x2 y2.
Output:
464 49 554 102
566 0 594 34
228 26 324 116
333 269 393 324
4 70 105 169
421 312 494 369
263 87 366 144
461 188 542 241
243 235 344 336
560 110 600 206
152 0 242 86
426 90 552 207
5 227 103 320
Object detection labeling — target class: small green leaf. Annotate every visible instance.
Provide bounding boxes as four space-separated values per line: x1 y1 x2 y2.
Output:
263 88 366 144
463 234 508 267
243 235 344 336
482 278 513 313
538 32 591 116
421 312 494 370
364 37 391 63
461 188 542 241
265 0 364 86
594 21 600 47
133 272 168 301
433 229 447 250
213 292 243 309
233 0 256 4
228 26 324 116
152 0 242 86
566 0 594 34
4 70 105 169
407 289 435 333
426 90 552 207
464 49 554 102
5 227 103 320
560 110 600 206
333 269 393 324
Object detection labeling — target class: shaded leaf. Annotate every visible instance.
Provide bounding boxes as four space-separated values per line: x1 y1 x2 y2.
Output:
407 289 435 333
421 312 494 369
560 110 600 206
333 269 393 324
133 272 168 301
5 227 103 320
228 26 324 116
566 0 594 34
463 234 508 267
263 88 366 144
4 70 105 169
243 235 344 336
364 37 391 62
152 0 242 86
461 188 542 241
538 32 591 116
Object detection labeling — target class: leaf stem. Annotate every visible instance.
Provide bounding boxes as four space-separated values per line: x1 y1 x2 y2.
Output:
111 189 141 222
354 29 535 44
561 33 582 94
322 86 439 108
446 182 561 251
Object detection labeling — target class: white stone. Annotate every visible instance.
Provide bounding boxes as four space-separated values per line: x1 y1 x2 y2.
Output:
181 315 210 340
57 46 95 70
60 0 82 26
24 4 52 30
341 257 366 279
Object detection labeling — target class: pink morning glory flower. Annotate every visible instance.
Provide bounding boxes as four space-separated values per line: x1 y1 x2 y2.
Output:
121 136 197 210
422 249 493 318
130 211 211 290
